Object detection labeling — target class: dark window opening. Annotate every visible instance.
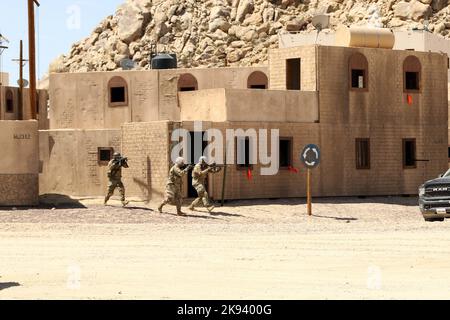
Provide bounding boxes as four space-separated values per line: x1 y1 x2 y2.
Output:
98 147 114 166
188 131 208 198
356 138 370 169
351 69 365 89
6 98 13 113
6 90 13 113
279 138 293 168
180 87 196 92
403 139 417 169
286 58 301 90
36 93 39 114
405 72 419 91
250 84 267 89
236 137 252 168
110 87 126 103
448 147 450 159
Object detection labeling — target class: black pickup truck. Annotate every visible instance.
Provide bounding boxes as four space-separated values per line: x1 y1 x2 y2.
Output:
419 169 450 222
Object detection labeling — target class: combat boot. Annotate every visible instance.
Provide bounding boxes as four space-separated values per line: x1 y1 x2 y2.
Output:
207 205 215 213
158 203 164 213
188 204 195 211
122 200 129 207
104 197 109 206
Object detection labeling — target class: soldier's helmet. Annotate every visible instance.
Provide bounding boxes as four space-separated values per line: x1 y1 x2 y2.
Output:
113 152 121 159
175 157 185 166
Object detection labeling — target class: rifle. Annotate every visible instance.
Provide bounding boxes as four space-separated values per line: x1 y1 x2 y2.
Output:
208 162 225 173
113 157 129 168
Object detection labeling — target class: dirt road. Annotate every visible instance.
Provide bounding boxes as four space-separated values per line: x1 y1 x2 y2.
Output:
1 196 449 299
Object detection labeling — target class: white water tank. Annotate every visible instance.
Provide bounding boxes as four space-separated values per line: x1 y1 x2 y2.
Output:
335 25 395 49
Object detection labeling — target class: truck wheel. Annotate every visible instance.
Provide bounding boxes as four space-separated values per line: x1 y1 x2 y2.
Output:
425 218 445 222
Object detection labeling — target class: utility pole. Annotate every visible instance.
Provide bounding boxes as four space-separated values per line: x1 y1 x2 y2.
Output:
28 0 40 119
13 40 29 120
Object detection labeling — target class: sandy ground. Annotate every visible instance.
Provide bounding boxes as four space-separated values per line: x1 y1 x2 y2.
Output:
1 196 450 300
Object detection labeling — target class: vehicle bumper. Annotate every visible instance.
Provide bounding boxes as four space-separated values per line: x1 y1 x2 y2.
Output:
419 198 450 218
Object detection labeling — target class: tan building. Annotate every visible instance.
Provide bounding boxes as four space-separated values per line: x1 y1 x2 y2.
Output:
39 42 448 202
0 73 49 206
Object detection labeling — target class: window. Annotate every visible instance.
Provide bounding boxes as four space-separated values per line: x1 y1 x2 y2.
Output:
405 72 419 91
355 138 370 169
403 139 416 169
236 137 253 169
349 53 368 91
5 89 13 113
448 147 450 160
108 76 128 107
98 147 114 166
403 56 421 92
351 69 365 89
178 73 198 92
286 58 301 90
36 92 40 114
279 138 293 169
247 71 268 89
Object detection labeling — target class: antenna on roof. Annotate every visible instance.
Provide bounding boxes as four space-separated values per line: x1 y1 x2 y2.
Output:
120 58 137 70
312 14 330 44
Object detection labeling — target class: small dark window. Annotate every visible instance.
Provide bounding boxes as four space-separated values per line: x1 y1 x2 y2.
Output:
36 92 39 114
179 87 196 92
247 71 269 89
351 69 365 89
403 56 421 92
403 139 416 169
110 87 126 103
447 147 450 159
279 138 293 168
356 138 370 169
108 76 128 107
98 147 114 166
6 90 13 113
286 58 301 90
405 72 419 91
236 137 252 168
250 84 267 89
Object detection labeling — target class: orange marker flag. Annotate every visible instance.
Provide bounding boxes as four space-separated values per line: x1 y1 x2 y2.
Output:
288 166 299 173
246 168 253 180
407 94 413 105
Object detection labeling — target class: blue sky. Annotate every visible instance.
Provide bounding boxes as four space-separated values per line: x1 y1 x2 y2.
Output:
0 0 124 85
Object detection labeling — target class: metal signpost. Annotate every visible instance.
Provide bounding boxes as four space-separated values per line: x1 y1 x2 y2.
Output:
300 144 321 216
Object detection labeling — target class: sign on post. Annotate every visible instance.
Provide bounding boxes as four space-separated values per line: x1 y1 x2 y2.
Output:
300 144 321 216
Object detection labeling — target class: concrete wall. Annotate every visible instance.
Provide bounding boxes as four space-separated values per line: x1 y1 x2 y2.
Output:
179 89 319 123
200 121 447 200
49 66 269 130
39 129 121 196
0 73 9 86
121 122 172 201
0 120 39 206
269 45 317 91
0 86 49 129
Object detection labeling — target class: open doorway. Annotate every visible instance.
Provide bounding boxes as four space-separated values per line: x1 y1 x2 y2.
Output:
187 131 208 198
286 58 301 90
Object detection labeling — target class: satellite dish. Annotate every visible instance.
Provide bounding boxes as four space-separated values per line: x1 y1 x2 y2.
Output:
18 79 29 87
312 14 330 31
120 58 137 70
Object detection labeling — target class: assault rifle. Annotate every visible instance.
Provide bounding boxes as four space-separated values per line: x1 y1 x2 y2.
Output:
113 156 129 168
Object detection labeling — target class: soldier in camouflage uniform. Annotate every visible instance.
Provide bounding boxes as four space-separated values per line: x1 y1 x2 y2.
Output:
189 156 221 213
104 152 129 207
158 157 191 216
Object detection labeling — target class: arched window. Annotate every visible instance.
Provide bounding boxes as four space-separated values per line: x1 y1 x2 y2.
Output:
108 76 128 107
5 89 13 113
178 73 198 92
247 71 269 89
349 53 368 91
403 56 421 92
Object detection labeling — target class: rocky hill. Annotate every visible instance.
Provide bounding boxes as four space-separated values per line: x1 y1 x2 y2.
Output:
50 0 450 73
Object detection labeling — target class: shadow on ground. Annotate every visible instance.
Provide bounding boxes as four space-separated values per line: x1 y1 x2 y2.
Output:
312 214 358 221
223 196 419 208
0 282 20 291
39 194 87 209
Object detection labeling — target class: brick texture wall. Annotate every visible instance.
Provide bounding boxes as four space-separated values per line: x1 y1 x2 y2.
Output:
121 121 172 202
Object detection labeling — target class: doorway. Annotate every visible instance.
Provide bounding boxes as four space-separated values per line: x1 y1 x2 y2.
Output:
187 131 208 198
286 58 301 90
